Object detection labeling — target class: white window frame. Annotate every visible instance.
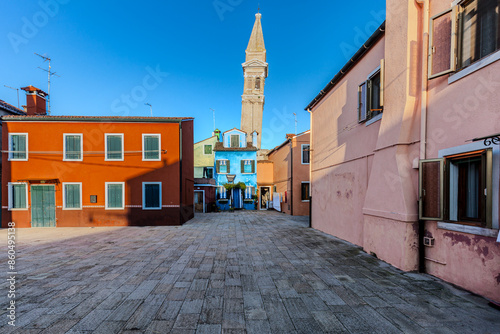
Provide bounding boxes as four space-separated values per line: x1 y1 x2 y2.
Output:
142 134 161 161
358 64 384 124
218 186 227 199
301 181 311 202
203 144 213 156
105 182 125 210
105 134 124 161
142 182 162 210
62 182 82 210
63 133 83 162
217 159 229 174
301 144 310 165
245 186 255 199
8 182 28 211
8 133 28 161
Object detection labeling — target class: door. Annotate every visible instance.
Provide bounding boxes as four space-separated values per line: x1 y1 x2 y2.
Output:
232 188 242 209
31 185 56 227
194 190 204 213
231 135 239 148
260 187 270 210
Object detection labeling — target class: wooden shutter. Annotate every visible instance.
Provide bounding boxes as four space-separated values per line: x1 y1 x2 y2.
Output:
358 82 367 122
380 59 385 107
251 160 255 173
241 160 245 173
484 149 493 228
419 159 444 220
216 160 220 173
227 160 230 173
428 7 457 79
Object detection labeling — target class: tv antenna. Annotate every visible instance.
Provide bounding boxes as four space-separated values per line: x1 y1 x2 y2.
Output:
145 103 152 117
3 85 20 109
35 53 60 114
209 108 216 131
293 112 298 135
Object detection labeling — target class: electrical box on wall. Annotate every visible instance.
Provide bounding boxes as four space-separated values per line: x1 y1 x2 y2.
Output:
423 236 435 247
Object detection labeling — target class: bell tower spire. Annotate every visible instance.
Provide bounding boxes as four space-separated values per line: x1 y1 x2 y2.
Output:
241 12 268 149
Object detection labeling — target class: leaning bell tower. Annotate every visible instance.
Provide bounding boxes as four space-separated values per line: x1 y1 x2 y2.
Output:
240 13 268 149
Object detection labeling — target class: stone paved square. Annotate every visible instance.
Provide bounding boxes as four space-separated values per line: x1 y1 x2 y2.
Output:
1 211 499 333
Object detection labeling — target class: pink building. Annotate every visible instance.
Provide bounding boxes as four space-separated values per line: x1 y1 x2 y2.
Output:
306 0 500 304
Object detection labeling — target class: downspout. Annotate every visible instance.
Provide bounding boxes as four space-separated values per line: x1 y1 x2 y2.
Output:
416 0 429 273
308 108 313 228
179 120 183 225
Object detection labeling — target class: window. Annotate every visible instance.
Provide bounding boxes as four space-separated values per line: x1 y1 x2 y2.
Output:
8 183 28 210
255 77 261 90
143 182 161 210
419 149 493 228
301 182 310 201
429 0 500 78
216 160 230 174
64 134 83 161
203 167 214 179
245 186 255 199
241 160 255 174
105 182 125 210
230 135 240 148
204 144 212 155
218 186 227 199
63 183 82 210
8 133 28 161
358 65 384 122
105 134 124 161
143 134 161 160
301 144 310 164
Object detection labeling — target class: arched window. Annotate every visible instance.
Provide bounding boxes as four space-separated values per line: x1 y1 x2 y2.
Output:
255 77 261 90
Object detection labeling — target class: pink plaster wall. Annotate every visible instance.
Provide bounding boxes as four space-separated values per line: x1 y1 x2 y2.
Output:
291 132 310 216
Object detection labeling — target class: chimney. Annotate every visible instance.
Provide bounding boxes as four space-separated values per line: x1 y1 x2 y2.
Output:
21 86 47 116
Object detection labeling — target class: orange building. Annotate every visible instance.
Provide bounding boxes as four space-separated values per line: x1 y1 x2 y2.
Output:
2 114 194 228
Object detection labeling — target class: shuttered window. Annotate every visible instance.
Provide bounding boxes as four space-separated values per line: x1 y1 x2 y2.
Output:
64 134 82 160
245 186 255 199
204 145 212 155
231 135 240 148
9 183 27 210
302 145 310 164
106 183 124 209
241 160 255 173
9 134 27 160
301 182 310 201
143 134 160 160
217 160 229 174
358 63 384 122
106 134 123 160
63 183 81 209
143 182 161 209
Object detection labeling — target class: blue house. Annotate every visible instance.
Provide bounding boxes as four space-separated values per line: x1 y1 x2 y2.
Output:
214 128 258 210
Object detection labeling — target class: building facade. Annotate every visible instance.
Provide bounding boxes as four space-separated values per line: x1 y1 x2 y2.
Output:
267 131 310 215
193 133 220 213
240 13 268 149
2 115 194 227
306 0 500 303
214 129 257 210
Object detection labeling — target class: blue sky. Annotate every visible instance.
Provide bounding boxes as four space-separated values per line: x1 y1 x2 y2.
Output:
1 0 386 149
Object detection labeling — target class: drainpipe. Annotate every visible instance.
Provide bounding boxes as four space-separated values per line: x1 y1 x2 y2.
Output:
290 137 293 216
416 0 429 273
308 108 313 228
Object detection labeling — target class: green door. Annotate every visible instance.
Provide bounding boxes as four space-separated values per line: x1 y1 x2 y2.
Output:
31 185 56 227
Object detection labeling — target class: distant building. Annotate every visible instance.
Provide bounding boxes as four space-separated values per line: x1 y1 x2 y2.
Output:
2 115 194 227
193 130 220 213
214 128 258 210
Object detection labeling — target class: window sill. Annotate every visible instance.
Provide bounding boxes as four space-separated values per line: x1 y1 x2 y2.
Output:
105 207 125 210
449 49 500 84
63 159 83 162
142 207 162 210
437 221 498 238
365 113 383 127
62 208 82 211
8 208 28 211
8 158 28 162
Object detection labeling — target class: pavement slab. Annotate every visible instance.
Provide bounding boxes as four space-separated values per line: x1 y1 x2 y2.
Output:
0 211 499 333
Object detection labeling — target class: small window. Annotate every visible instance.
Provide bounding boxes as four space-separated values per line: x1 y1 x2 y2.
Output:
255 77 261 90
218 186 227 199
143 182 161 210
8 183 28 210
203 167 214 179
105 134 124 161
245 186 255 199
9 133 28 161
358 67 384 123
204 144 213 155
301 182 310 201
217 160 230 174
143 134 161 160
241 160 255 174
301 144 310 164
231 135 240 148
64 134 83 161
63 183 82 210
105 182 124 210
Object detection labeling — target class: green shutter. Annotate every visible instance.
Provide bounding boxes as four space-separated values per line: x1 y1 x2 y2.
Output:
65 184 80 208
241 160 245 173
108 184 123 208
107 136 122 160
12 184 26 209
216 160 220 173
227 160 230 173
66 135 81 160
251 160 255 173
11 135 26 160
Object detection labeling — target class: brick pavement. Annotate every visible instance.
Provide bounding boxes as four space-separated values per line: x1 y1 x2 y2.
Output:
0 211 499 333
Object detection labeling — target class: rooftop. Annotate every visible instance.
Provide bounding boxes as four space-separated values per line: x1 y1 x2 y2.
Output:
213 142 258 152
1 115 194 122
